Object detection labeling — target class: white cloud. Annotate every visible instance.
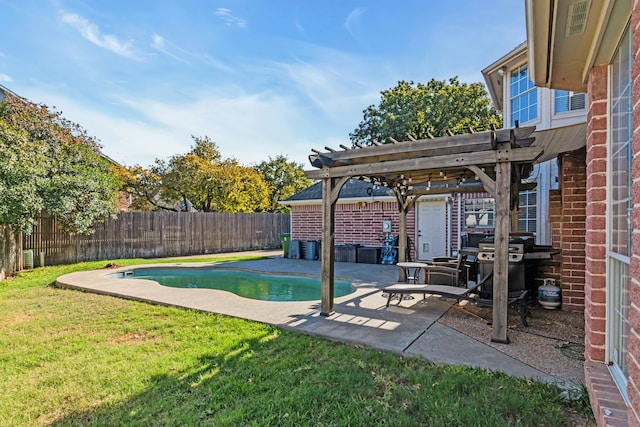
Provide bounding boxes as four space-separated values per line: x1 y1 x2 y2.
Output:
0 73 13 82
61 12 139 60
276 49 383 124
344 8 366 38
149 32 232 72
16 82 321 167
215 8 247 28
150 33 189 64
112 88 315 166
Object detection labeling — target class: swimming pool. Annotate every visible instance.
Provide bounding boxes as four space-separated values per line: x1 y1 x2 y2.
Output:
108 268 354 302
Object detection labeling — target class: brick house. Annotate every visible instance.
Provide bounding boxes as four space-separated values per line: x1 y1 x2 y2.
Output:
283 178 458 261
481 42 588 312
283 45 586 265
526 0 638 425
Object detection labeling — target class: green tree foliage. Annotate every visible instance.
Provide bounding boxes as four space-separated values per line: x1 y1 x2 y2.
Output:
115 164 162 211
0 94 121 233
350 78 503 146
124 136 270 213
254 155 313 212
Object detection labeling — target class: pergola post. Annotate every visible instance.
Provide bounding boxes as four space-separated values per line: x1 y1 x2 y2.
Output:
491 148 512 343
395 192 419 280
320 176 348 316
398 208 408 263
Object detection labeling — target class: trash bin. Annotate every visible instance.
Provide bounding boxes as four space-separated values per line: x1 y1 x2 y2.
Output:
289 240 302 259
305 240 320 260
280 233 291 258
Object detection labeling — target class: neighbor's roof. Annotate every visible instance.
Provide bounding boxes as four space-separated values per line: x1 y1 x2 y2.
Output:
282 179 394 204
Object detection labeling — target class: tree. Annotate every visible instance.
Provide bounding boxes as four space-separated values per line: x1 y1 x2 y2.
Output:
115 164 163 211
123 136 270 213
349 78 502 146
254 155 313 212
0 94 121 233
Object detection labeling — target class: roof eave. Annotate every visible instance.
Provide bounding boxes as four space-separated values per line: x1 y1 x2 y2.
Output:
481 42 528 111
526 0 631 92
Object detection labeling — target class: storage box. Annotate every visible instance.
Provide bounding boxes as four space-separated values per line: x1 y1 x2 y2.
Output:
357 246 380 264
335 244 359 263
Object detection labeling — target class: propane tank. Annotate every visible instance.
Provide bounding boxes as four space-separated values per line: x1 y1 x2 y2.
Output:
538 278 561 309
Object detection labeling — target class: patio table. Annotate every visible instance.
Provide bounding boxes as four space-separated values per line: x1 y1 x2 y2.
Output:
396 262 431 284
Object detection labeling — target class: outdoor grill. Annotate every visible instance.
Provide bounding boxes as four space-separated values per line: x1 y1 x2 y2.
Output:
476 235 553 299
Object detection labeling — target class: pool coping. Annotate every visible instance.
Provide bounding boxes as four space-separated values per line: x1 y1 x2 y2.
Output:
56 261 377 326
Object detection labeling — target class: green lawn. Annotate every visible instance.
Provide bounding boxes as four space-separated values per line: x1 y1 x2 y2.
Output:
0 257 592 426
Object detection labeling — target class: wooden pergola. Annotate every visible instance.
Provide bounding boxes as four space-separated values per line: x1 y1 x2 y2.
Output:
305 126 543 343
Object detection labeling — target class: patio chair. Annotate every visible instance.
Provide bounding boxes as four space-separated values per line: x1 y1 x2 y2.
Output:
422 254 470 287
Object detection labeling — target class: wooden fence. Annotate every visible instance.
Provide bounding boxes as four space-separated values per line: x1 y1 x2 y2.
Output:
21 212 290 267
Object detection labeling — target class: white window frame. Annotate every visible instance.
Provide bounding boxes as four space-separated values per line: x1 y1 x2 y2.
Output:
518 190 537 234
553 90 586 114
606 24 632 404
464 198 495 228
509 64 538 127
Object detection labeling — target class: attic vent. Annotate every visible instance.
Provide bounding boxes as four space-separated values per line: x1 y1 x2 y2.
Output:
565 0 591 37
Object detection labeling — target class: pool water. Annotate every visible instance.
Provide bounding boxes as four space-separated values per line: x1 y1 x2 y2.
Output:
109 268 354 302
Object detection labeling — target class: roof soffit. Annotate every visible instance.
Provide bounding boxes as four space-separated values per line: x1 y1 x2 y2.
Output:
526 0 631 91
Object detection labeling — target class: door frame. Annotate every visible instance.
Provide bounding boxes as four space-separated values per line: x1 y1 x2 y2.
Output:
414 196 450 261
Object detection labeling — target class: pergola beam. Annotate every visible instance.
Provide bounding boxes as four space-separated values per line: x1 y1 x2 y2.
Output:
309 127 535 168
306 147 543 180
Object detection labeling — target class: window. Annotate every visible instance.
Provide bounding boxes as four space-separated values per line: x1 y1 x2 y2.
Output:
607 25 632 403
510 64 538 127
554 90 586 113
464 198 494 228
518 190 537 233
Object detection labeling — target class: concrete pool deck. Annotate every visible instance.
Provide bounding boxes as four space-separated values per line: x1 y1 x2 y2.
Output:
56 250 582 387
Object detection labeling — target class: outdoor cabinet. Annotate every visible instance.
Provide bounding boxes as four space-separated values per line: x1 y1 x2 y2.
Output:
357 246 381 264
334 244 359 263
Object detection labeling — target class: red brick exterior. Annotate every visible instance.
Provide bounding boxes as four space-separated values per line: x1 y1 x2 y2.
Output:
582 7 640 422
560 149 587 311
290 201 417 259
585 64 609 366
583 63 619 427
539 150 587 313
628 3 640 424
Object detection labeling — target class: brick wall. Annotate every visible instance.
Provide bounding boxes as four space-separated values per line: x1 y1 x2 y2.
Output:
628 2 640 423
539 189 562 288
560 149 587 311
290 201 417 259
538 150 586 312
585 64 609 364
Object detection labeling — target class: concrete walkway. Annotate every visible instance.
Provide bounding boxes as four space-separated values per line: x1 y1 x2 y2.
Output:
56 250 570 386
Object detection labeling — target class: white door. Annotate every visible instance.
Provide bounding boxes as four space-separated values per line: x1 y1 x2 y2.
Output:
416 200 447 260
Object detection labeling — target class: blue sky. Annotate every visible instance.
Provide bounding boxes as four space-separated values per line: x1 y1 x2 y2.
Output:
0 1 525 168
